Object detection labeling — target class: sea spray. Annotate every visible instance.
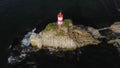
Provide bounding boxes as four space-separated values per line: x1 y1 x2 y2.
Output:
8 28 38 64
21 28 37 47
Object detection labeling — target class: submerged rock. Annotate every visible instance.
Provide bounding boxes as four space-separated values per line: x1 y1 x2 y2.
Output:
30 19 100 50
107 22 120 48
108 39 120 45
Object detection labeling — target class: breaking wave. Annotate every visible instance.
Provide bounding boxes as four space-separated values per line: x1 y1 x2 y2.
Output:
21 28 37 47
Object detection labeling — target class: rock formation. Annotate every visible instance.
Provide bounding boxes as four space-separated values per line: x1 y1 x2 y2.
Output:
87 26 102 39
30 19 100 50
110 22 120 33
107 22 120 47
9 19 120 65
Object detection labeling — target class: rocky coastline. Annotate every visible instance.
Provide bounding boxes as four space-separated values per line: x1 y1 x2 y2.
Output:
30 19 101 50
8 19 120 65
30 19 120 51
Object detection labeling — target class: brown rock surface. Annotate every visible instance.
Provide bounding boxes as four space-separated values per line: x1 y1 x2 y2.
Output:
30 19 100 50
110 22 120 33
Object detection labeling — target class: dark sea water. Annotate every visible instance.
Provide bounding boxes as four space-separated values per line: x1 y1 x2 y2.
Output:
1 0 120 68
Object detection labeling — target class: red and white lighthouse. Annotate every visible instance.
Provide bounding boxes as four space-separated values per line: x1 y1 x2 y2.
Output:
57 12 63 26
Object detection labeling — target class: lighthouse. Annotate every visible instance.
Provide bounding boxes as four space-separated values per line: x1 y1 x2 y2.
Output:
57 11 63 27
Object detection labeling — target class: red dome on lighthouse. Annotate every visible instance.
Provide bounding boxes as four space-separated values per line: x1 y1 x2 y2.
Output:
57 12 63 17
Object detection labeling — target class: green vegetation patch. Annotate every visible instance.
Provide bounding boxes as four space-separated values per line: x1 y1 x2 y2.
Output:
43 22 58 31
43 19 73 32
62 19 73 28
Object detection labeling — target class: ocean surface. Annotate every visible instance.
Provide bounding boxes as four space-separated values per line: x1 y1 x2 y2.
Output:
1 0 120 68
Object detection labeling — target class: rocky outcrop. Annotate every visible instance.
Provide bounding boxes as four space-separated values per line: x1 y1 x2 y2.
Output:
39 29 77 50
108 39 120 45
87 26 102 39
107 22 120 47
30 34 42 49
8 19 120 65
110 22 120 33
30 19 100 50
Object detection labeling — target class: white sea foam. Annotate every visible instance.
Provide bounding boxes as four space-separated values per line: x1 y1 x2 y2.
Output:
21 28 36 47
8 56 16 64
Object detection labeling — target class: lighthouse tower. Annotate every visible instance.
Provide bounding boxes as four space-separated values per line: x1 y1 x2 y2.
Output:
57 12 63 26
